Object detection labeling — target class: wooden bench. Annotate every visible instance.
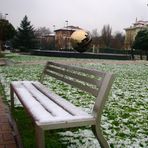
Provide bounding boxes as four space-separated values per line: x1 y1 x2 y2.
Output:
10 61 115 148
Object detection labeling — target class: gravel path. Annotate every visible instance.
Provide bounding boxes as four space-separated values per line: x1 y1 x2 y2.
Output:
15 59 148 65
1 58 148 66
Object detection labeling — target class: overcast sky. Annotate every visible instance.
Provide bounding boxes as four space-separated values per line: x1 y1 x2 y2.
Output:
1 0 148 34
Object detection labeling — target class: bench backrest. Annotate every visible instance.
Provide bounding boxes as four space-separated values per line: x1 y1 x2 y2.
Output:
40 61 115 119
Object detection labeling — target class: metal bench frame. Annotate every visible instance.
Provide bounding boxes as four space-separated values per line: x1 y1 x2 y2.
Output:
10 61 115 148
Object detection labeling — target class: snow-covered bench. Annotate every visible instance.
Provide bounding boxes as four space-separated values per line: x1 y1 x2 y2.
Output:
10 61 115 148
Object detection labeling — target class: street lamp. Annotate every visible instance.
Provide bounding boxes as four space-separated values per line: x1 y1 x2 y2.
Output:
64 20 69 49
65 20 68 28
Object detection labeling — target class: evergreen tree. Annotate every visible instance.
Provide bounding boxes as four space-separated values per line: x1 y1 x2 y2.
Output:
132 29 148 60
14 15 36 51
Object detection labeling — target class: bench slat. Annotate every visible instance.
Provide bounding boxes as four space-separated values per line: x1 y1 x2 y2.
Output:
12 81 92 119
46 65 102 87
47 61 106 77
45 71 98 96
22 81 73 117
36 115 95 130
33 81 91 117
11 82 53 123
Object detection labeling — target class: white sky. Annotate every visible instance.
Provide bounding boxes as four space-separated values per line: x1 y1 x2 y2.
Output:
1 0 148 34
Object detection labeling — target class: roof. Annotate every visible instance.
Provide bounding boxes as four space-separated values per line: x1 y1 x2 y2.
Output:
54 26 83 32
124 20 148 31
42 33 55 37
133 20 148 26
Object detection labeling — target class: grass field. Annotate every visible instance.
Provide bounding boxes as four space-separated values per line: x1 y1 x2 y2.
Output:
0 53 148 148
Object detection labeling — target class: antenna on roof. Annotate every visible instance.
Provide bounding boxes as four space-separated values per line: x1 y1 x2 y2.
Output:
135 17 138 23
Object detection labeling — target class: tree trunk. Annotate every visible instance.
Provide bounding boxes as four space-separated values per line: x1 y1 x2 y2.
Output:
0 40 5 58
0 40 3 52
131 48 134 60
140 51 143 60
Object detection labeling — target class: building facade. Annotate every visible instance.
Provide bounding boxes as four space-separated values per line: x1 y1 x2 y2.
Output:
40 34 55 49
124 20 148 49
54 26 82 49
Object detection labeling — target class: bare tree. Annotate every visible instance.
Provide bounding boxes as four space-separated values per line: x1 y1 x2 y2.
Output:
91 29 100 52
111 32 125 49
100 24 112 48
91 28 99 37
35 27 51 37
34 27 52 49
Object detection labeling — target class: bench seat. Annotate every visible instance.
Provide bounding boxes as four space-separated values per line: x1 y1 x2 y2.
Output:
11 81 95 129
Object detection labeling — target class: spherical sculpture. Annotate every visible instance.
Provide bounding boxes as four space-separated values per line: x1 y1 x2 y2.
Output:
70 30 92 52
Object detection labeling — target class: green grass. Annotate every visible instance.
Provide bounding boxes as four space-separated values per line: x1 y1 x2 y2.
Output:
0 53 148 147
13 107 68 148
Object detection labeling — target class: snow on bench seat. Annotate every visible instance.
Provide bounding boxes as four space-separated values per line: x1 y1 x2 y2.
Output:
11 81 95 126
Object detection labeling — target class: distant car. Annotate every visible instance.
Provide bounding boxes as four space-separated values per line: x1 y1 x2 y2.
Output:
4 44 13 50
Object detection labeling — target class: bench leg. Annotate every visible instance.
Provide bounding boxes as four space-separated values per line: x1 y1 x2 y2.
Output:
10 84 14 113
35 125 45 148
91 125 109 148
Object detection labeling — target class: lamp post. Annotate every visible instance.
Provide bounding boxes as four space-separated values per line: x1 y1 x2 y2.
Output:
65 20 69 49
5 13 8 20
65 20 68 28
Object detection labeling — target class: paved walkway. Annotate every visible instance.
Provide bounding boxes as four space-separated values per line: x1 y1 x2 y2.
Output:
0 97 18 148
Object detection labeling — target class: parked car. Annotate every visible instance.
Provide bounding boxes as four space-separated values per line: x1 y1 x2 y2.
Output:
4 42 14 51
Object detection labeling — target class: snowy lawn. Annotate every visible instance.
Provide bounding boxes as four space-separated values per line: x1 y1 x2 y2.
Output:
0 54 148 147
